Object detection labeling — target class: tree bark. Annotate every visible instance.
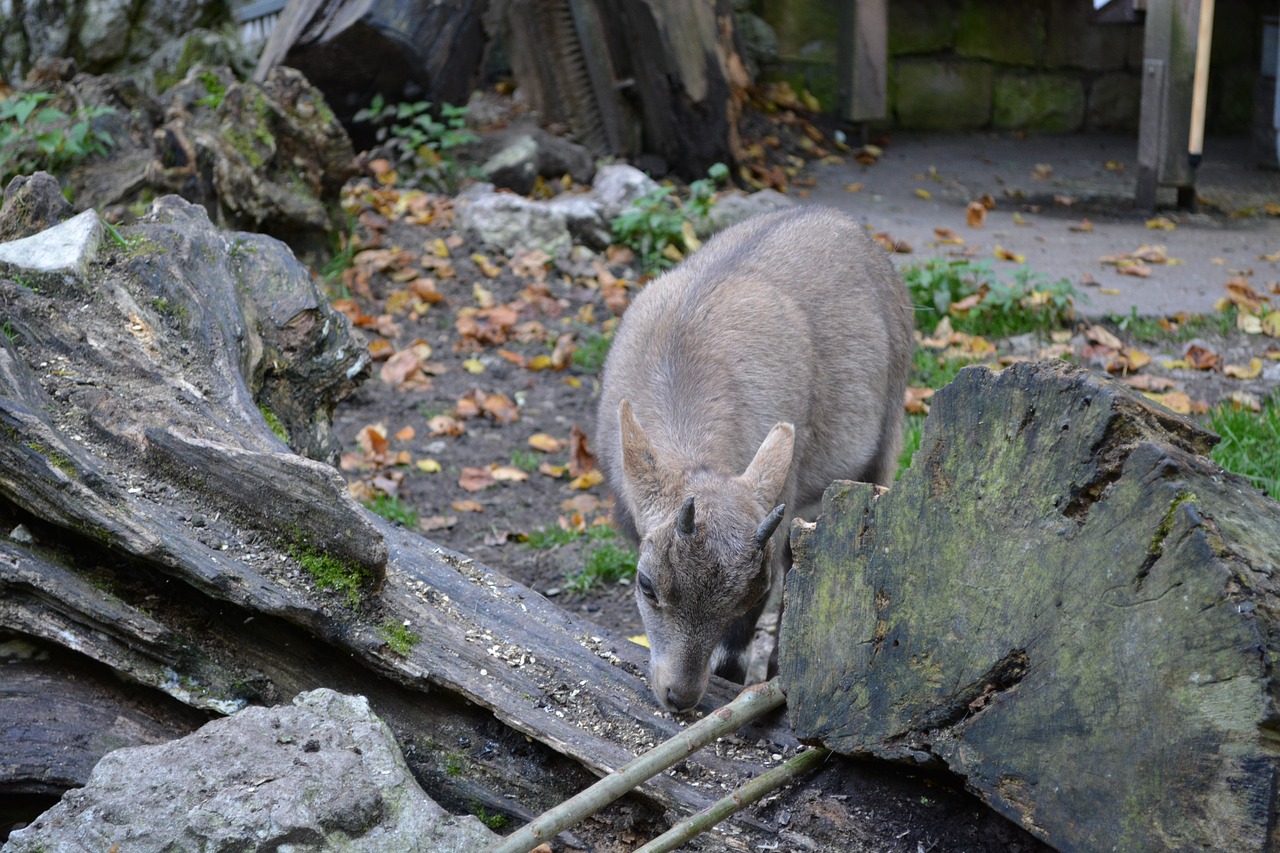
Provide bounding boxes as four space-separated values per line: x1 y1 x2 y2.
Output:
780 360 1280 852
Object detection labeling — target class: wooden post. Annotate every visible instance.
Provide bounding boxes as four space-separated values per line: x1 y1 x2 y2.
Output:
838 0 888 125
1135 0 1204 210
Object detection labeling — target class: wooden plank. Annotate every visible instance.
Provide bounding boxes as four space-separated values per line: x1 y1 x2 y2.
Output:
1135 0 1203 209
839 0 888 123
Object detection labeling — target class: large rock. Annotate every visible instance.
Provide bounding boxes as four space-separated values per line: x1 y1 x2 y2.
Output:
2 689 497 852
780 360 1280 852
892 59 994 131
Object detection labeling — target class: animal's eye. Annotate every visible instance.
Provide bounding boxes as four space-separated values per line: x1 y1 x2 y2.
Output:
637 573 657 600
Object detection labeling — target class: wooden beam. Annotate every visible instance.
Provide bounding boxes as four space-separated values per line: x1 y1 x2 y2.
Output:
838 0 888 123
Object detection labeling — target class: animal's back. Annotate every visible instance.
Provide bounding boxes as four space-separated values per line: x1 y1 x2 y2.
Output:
596 205 914 534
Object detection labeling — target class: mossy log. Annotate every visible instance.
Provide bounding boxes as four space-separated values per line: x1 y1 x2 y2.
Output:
779 360 1280 852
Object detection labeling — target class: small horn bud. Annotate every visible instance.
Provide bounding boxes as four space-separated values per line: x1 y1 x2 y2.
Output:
677 496 696 537
754 504 786 549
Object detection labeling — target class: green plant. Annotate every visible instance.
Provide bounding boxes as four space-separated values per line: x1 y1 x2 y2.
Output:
2 320 17 344
353 95 478 192
378 619 421 655
572 328 612 373
290 540 370 606
610 163 728 274
510 448 540 472
362 493 419 527
1209 395 1280 497
910 347 974 391
902 258 1080 339
0 91 116 185
471 805 508 830
897 414 925 480
565 540 637 594
258 404 288 442
195 70 227 109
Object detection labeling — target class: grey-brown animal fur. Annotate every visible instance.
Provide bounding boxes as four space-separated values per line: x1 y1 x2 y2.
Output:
595 205 915 712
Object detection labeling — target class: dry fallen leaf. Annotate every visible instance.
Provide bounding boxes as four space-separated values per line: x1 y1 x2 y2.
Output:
1085 325 1124 350
1224 358 1263 380
415 458 442 473
451 499 484 513
1119 374 1178 392
1184 343 1219 370
569 469 604 490
394 425 415 441
561 494 603 514
458 467 496 492
491 464 530 483
994 245 1025 263
966 200 987 228
569 423 596 478
528 433 565 453
933 227 963 245
427 415 464 437
1069 218 1093 233
1144 391 1192 414
904 386 934 415
419 514 458 531
1145 216 1176 231
914 188 932 200
1227 390 1263 412
356 423 389 457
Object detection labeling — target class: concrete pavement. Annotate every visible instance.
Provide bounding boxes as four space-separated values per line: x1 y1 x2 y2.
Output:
801 132 1280 318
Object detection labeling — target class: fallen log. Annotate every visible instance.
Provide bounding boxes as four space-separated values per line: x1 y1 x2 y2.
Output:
780 360 1280 852
0 172 1046 851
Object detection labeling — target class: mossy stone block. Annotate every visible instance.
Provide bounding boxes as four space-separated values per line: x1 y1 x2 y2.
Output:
892 59 993 131
993 73 1085 132
954 0 1044 68
888 0 954 56
1086 72 1141 132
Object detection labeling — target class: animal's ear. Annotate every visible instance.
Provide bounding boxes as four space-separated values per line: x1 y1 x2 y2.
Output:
619 399 662 495
740 423 794 506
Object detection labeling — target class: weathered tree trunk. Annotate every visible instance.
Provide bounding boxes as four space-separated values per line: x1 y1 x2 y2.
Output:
0 173 1044 851
491 0 749 178
780 360 1280 852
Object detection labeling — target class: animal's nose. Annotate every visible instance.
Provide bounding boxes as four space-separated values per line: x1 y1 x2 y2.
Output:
665 686 698 713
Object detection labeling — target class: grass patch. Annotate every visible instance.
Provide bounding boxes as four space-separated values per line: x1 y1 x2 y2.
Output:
377 619 421 656
572 328 612 373
903 258 1079 339
565 540 637 593
362 493 419 527
910 347 975 390
897 414 925 479
1209 396 1280 497
510 448 540 472
1109 307 1236 344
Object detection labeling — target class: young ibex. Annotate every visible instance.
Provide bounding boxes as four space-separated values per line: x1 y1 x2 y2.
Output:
595 205 914 712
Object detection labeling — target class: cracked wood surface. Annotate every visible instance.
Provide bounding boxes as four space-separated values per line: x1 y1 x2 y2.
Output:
779 360 1280 852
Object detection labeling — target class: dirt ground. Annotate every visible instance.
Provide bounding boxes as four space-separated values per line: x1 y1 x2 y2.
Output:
326 107 1280 852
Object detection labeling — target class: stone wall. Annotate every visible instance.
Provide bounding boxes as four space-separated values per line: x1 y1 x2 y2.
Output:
754 0 1265 135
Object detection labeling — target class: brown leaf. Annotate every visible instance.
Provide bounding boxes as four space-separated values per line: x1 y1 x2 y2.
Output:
367 338 396 361
394 425 415 441
568 423 596 478
1184 343 1219 370
458 467 496 492
528 433 565 453
933 227 963 245
550 332 577 371
419 515 458 531
904 386 934 415
427 415 464 437
482 391 520 424
873 232 912 253
561 494 603 514
1069 218 1093 233
1119 374 1178 392
451 499 485 513
356 423 389 457
1085 325 1124 350
490 464 530 483
966 200 987 228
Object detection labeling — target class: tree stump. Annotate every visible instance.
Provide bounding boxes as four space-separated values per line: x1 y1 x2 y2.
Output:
780 360 1280 851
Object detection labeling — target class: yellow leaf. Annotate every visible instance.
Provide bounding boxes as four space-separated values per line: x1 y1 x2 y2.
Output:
539 462 567 478
994 245 1025 263
569 469 604 490
416 458 442 473
562 376 583 388
1144 391 1191 414
1238 312 1263 335
914 188 932 200
528 433 565 453
1224 358 1263 379
661 244 684 262
1262 311 1280 337
1012 212 1028 226
490 465 530 482
680 220 701 252
1145 216 1176 231
472 282 495 307
1160 359 1190 369
462 357 486 374
1098 288 1122 296
471 253 502 278
628 634 650 648
527 354 553 371
427 237 450 258
844 182 864 193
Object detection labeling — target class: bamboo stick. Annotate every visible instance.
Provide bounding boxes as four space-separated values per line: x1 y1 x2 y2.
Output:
1188 0 1215 164
633 746 831 853
485 679 786 853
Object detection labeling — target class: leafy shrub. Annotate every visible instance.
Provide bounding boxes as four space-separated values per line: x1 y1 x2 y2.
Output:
0 92 116 186
902 258 1080 339
353 95 477 192
610 162 728 274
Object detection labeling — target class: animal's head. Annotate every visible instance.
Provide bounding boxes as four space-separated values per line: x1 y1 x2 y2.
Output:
617 400 793 712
